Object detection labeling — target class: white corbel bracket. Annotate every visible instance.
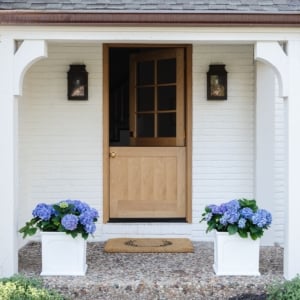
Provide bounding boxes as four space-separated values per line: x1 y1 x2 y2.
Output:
255 41 288 98
13 40 48 96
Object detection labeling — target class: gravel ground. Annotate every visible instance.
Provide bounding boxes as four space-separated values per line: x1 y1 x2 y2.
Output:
18 241 284 300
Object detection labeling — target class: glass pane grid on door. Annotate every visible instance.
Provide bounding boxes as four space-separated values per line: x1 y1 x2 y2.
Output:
135 57 177 139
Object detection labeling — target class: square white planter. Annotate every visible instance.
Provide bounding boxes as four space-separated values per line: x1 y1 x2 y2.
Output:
214 232 260 276
41 232 87 276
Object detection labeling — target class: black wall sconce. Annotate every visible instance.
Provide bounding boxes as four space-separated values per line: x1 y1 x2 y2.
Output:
68 64 88 100
207 64 227 100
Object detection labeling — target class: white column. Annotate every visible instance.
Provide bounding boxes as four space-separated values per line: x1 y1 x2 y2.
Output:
255 62 275 246
284 40 300 280
0 37 18 277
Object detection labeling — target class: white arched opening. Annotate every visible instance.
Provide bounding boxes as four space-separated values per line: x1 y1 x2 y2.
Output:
255 41 288 98
14 40 48 96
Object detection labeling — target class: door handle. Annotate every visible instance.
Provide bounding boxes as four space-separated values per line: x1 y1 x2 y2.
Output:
109 151 117 158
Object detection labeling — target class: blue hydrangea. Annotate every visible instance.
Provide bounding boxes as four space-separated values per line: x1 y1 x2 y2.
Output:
223 210 240 224
264 209 272 225
20 199 99 239
220 215 228 226
84 223 96 234
238 218 247 228
252 209 272 228
225 199 240 211
219 203 228 214
79 211 95 226
74 200 91 213
57 200 99 235
60 199 92 213
208 205 221 214
89 208 99 219
265 210 272 225
240 207 254 219
61 214 78 231
64 200 74 205
215 200 240 224
32 203 53 221
201 198 272 240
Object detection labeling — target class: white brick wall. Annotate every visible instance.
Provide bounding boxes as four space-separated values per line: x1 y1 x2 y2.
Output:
192 45 255 240
18 43 285 245
18 43 103 242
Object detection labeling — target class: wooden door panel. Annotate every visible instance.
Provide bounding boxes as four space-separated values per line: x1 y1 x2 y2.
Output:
110 146 186 218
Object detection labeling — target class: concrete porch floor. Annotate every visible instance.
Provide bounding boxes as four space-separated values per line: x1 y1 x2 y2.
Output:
18 241 284 300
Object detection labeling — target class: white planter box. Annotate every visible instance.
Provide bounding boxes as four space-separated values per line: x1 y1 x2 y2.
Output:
41 232 87 276
214 232 260 276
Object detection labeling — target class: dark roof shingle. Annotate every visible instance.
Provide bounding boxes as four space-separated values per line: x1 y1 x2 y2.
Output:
1 0 300 12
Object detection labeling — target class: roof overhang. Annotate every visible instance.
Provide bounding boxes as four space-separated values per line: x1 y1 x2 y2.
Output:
0 11 300 26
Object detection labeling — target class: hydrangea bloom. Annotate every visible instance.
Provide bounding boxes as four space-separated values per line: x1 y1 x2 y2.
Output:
71 200 90 213
266 210 272 224
219 203 228 214
32 203 53 221
200 198 272 240
61 214 78 231
238 218 246 229
252 209 272 228
207 205 222 214
89 208 99 219
79 209 98 225
216 200 241 225
240 207 254 219
220 215 228 226
84 223 96 234
225 199 240 211
223 210 240 224
19 199 99 239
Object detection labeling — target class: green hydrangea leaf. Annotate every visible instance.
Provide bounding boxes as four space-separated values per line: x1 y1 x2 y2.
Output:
228 225 238 235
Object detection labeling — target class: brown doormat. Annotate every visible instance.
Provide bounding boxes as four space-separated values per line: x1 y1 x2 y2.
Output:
104 238 194 253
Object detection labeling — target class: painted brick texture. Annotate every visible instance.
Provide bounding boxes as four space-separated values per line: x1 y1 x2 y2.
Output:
192 45 255 240
18 43 103 241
